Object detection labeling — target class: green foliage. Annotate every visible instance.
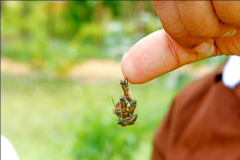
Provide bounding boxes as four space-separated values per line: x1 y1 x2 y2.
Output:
1 1 161 76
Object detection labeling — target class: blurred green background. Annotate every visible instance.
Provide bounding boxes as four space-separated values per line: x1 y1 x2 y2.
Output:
1 1 227 160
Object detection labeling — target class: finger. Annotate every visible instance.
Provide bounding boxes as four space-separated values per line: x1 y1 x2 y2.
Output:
176 1 235 38
121 30 212 84
152 1 203 49
213 1 240 27
215 28 240 56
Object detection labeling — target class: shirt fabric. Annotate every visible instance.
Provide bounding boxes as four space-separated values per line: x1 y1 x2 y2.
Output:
152 56 240 160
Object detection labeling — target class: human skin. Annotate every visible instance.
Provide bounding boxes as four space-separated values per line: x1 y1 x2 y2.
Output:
121 1 240 84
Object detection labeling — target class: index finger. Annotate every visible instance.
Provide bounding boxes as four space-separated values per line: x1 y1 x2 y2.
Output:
176 1 235 38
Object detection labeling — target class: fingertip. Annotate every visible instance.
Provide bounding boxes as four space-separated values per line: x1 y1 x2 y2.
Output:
121 52 133 82
194 42 215 57
121 30 171 84
220 28 237 38
121 52 143 84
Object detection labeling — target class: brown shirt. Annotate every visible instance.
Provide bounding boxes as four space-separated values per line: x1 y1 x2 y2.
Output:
152 66 240 160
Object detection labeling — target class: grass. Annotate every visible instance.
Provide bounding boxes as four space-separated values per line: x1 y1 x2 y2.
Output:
1 73 179 160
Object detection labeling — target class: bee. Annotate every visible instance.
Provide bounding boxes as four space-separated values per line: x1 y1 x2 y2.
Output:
117 115 137 127
112 96 130 119
112 78 138 127
119 96 128 110
128 100 137 117
120 78 132 102
119 96 130 118
112 98 122 117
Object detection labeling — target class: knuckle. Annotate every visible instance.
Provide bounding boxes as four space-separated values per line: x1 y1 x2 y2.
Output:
219 16 240 27
188 26 217 38
184 20 218 38
171 32 201 49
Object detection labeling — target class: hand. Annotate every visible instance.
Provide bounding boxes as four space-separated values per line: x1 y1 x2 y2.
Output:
121 1 240 84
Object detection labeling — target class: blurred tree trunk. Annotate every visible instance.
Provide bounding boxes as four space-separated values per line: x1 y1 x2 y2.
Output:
135 1 146 34
46 2 54 37
1 1 3 9
20 2 30 38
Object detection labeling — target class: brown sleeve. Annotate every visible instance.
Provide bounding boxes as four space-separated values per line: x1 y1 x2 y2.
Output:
152 101 174 160
152 66 240 160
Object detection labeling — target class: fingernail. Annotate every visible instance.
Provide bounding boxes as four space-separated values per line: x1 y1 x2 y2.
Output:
194 42 215 57
221 29 237 37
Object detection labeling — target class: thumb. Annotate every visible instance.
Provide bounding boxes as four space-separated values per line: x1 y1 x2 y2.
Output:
121 29 214 84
